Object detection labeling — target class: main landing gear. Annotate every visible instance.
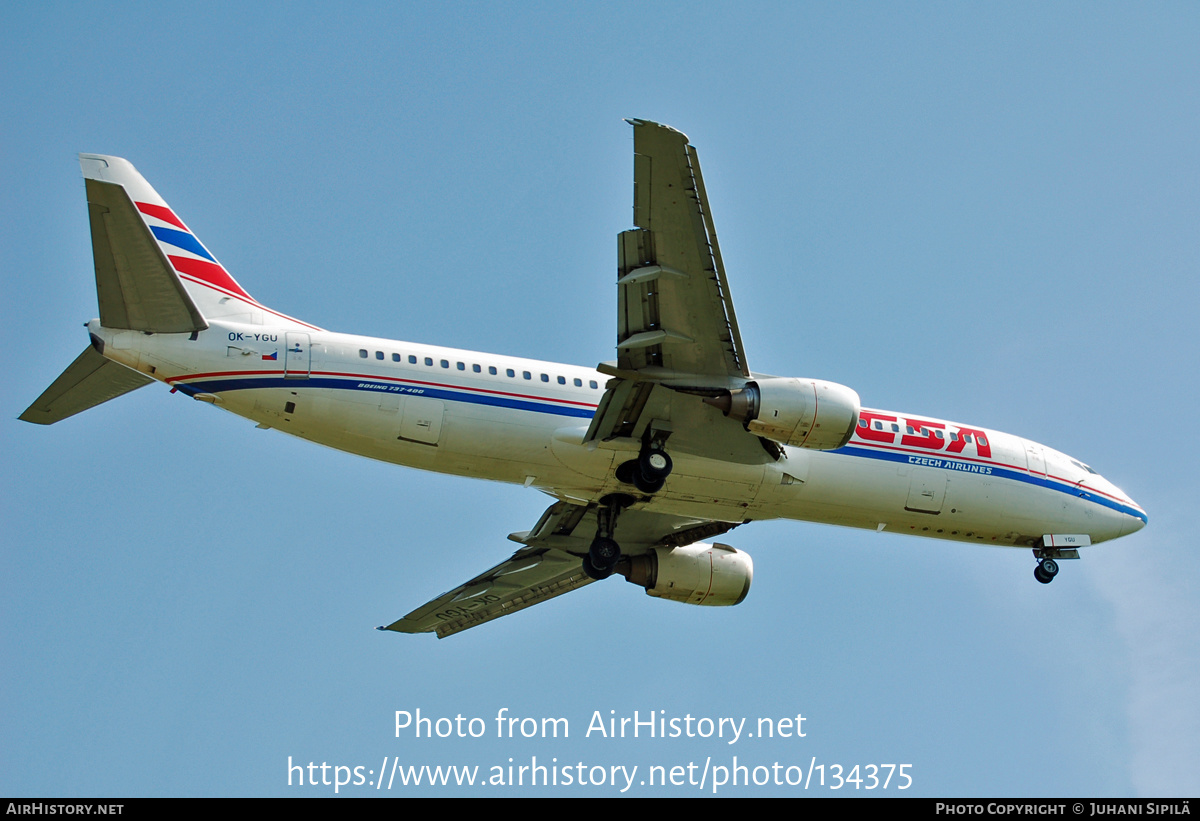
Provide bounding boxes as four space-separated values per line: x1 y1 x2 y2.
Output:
583 494 634 580
1033 558 1060 584
585 436 674 580
615 436 673 494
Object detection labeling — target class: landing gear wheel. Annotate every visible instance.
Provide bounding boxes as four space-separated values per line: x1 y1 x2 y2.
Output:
615 460 639 486
588 536 620 571
633 472 665 494
586 495 629 579
582 553 614 580
1041 558 1059 578
638 449 673 482
1034 564 1053 584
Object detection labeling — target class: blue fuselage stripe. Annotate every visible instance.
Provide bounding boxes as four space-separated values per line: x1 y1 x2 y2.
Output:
176 374 596 419
833 445 1147 523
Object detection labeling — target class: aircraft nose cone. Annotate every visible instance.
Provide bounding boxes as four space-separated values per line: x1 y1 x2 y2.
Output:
1123 504 1148 536
1128 508 1147 535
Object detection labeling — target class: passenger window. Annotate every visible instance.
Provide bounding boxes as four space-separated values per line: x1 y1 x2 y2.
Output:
506 368 515 377
858 419 868 428
873 421 883 430
950 432 959 441
934 430 943 439
359 349 368 358
457 362 465 371
523 371 532 380
589 380 598 389
541 373 549 382
557 375 566 384
375 351 384 360
489 366 498 375
392 353 400 362
408 355 417 364
977 435 988 447
441 360 449 368
891 423 899 432
473 364 481 373
963 434 973 443
573 378 582 387
424 357 433 366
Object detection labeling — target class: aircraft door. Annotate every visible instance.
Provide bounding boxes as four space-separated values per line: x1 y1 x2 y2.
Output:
399 397 444 445
285 333 311 378
905 467 947 514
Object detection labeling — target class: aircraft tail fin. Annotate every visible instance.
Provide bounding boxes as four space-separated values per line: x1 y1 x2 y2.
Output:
80 155 302 329
19 340 154 425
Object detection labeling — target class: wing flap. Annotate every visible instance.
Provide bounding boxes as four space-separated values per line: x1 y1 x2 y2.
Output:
19 345 154 425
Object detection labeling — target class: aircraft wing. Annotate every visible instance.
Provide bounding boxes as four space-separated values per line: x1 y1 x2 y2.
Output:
382 501 735 638
615 119 748 381
586 120 766 463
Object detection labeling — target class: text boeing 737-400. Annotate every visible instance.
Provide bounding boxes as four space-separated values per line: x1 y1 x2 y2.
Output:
21 120 1147 638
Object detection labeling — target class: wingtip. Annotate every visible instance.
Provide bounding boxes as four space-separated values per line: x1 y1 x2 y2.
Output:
625 119 690 143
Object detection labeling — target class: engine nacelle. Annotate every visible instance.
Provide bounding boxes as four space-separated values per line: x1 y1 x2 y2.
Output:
705 377 860 450
622 543 753 606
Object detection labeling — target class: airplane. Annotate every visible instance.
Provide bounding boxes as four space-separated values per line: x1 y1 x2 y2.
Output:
20 119 1147 638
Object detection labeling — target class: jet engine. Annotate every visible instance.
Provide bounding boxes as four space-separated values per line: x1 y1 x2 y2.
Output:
705 377 861 450
621 543 753 606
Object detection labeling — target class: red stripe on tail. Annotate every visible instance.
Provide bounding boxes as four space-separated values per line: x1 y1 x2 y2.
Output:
135 201 188 231
169 256 253 301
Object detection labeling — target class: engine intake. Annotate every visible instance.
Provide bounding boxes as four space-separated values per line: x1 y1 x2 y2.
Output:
705 377 860 450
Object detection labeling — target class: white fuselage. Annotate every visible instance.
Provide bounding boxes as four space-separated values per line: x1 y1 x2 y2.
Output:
92 318 1147 550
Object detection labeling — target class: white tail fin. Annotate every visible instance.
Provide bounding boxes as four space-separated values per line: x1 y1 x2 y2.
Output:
79 155 315 330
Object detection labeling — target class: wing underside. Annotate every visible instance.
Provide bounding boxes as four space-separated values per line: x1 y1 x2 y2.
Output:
616 119 748 381
585 119 766 463
382 501 735 638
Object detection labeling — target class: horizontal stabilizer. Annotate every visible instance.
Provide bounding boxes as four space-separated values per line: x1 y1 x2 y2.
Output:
19 346 154 425
84 173 207 333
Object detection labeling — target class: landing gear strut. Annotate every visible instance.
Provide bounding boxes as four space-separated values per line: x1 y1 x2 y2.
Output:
583 494 633 580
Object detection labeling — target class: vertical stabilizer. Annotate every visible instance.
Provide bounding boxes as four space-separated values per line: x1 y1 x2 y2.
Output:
79 155 310 329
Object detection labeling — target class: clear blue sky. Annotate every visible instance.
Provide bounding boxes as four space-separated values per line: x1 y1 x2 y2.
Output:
3 2 1196 796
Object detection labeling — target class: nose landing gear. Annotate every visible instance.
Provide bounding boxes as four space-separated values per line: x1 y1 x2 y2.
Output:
1033 558 1059 584
1031 536 1081 584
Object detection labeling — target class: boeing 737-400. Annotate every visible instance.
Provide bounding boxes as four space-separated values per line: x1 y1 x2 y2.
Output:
21 119 1147 638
